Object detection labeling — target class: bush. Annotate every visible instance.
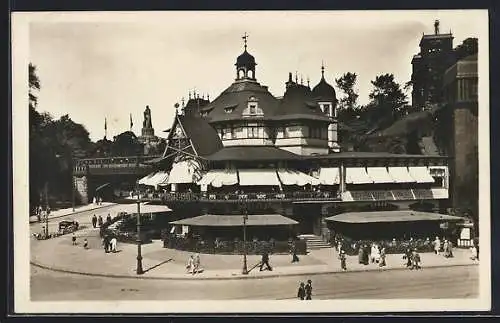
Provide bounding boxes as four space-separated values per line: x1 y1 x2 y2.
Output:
161 234 307 255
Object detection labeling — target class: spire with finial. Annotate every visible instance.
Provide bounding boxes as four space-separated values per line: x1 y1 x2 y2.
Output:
174 103 179 115
207 93 210 101
242 32 248 51
181 97 185 107
300 75 303 85
307 76 310 88
295 71 298 83
188 91 191 100
321 60 325 79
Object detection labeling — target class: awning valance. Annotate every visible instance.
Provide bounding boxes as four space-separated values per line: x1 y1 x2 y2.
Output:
408 166 435 183
147 171 169 186
238 169 281 186
346 167 373 184
277 169 320 186
113 203 172 214
388 167 416 183
366 167 394 184
198 169 238 187
318 167 340 185
166 160 202 184
138 172 156 185
325 210 464 224
170 214 298 226
95 182 110 192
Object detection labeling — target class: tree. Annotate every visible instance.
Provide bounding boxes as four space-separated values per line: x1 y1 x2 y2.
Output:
367 73 409 129
335 72 360 122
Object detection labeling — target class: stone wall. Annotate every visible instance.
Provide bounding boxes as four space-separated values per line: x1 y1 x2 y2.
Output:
73 175 89 205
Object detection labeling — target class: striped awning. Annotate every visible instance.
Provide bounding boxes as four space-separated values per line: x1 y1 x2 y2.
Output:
408 166 435 183
366 167 394 184
388 167 416 183
346 167 373 184
238 169 281 186
198 169 238 187
166 160 202 184
325 210 464 224
318 167 340 185
277 169 320 186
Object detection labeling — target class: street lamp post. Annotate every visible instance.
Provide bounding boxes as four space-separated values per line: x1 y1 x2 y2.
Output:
242 207 249 275
44 181 49 238
71 157 75 212
136 182 144 275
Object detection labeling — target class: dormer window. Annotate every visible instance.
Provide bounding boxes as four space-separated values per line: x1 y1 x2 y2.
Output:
249 104 256 114
243 96 263 117
224 105 236 114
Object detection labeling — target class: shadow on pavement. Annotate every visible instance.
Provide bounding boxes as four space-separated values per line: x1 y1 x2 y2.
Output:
143 258 173 274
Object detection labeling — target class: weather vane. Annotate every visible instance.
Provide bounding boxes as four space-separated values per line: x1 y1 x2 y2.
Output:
242 32 248 50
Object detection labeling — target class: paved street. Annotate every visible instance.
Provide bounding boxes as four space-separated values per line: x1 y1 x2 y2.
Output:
31 264 478 300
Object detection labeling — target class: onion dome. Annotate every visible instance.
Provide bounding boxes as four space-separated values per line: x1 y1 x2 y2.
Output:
235 50 256 68
312 64 337 102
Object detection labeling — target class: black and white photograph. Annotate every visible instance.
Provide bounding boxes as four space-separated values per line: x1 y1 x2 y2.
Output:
12 10 490 313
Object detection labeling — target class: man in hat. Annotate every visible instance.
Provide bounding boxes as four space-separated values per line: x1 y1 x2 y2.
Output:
305 280 313 300
92 214 97 228
290 240 300 263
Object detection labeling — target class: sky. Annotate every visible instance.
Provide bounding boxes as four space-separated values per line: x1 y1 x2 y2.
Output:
28 10 485 142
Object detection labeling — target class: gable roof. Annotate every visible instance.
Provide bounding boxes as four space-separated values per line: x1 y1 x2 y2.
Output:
201 80 280 123
177 115 223 157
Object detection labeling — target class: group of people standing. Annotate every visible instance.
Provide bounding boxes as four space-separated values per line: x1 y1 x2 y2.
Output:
186 253 202 275
297 279 313 300
433 237 454 258
92 196 103 205
102 235 118 253
91 213 112 229
356 243 387 268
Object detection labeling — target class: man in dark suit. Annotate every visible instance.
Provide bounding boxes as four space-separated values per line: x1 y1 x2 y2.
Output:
260 250 272 271
305 280 313 300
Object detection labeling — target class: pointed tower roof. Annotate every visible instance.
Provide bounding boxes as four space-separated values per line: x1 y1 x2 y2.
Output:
312 62 337 102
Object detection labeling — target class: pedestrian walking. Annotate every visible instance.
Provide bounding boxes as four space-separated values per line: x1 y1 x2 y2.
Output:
92 215 97 228
433 236 441 255
370 243 378 264
71 233 77 246
443 239 450 257
358 245 364 264
305 280 312 300
186 255 195 274
98 215 103 227
379 247 386 267
403 248 412 268
103 236 110 253
411 249 421 270
447 240 454 258
291 241 300 263
339 249 347 271
193 253 201 274
470 245 478 261
83 238 89 249
106 213 112 224
110 237 117 252
297 282 306 300
260 250 273 271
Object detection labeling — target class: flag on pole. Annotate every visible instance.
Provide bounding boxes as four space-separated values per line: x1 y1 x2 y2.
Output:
130 113 133 131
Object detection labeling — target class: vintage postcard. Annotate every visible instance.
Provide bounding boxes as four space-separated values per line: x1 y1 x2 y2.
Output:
12 10 490 313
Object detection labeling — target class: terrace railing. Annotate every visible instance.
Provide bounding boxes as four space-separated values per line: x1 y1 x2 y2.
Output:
161 191 341 203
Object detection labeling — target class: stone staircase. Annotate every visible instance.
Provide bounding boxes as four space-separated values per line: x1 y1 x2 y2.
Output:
298 234 331 250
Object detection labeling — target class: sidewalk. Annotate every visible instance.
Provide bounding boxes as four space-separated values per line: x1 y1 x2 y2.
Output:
30 227 479 281
29 202 116 224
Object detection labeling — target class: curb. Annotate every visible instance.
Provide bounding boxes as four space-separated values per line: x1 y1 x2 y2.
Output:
30 260 478 281
29 204 117 224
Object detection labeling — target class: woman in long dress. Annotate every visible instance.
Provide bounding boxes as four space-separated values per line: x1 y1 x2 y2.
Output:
186 255 194 274
434 237 441 255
